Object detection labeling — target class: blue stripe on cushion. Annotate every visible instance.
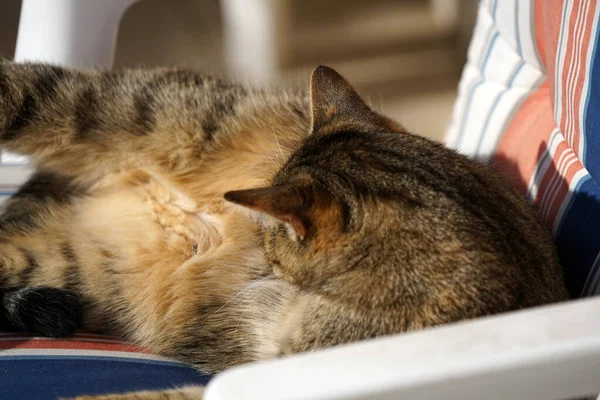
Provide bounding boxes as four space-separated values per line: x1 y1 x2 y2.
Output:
0 357 210 400
0 355 191 367
554 176 600 297
514 0 522 57
583 18 600 171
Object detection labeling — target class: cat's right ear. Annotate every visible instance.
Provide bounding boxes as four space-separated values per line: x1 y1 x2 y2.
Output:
309 66 373 133
309 66 404 134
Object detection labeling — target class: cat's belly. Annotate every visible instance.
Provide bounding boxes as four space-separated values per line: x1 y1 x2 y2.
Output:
74 171 230 269
69 174 268 349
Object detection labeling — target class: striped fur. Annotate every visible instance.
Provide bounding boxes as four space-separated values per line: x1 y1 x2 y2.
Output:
0 61 567 399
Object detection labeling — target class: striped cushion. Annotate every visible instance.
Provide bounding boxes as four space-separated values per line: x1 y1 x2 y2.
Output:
447 0 600 298
0 333 209 400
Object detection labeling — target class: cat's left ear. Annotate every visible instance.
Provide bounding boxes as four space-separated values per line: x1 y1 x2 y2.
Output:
224 184 314 241
309 65 404 134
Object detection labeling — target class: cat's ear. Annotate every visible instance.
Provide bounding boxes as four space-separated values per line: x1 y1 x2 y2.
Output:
224 184 313 241
309 65 404 133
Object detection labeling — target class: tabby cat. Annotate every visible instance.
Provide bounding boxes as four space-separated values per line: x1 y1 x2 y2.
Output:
0 61 567 399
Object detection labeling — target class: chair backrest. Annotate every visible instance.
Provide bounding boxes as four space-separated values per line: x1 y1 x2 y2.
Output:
0 0 140 195
15 0 139 69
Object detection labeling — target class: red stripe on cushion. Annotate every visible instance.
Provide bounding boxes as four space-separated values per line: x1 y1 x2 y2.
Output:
537 0 564 105
0 338 148 353
560 0 596 154
493 82 556 194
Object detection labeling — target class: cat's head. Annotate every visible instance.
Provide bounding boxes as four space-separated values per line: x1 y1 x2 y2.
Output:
225 66 416 306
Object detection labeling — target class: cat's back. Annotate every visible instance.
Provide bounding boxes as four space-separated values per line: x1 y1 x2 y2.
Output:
384 133 567 308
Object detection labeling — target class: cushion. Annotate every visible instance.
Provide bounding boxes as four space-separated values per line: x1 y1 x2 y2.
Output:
446 0 600 298
0 332 209 399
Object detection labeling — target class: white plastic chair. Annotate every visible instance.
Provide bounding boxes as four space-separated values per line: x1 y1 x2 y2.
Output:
14 0 139 69
205 296 600 400
10 1 600 399
14 0 290 81
0 0 141 195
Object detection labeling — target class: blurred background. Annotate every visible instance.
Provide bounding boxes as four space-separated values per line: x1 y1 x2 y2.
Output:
0 0 478 141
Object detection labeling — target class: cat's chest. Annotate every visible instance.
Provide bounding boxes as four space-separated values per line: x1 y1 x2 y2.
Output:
145 181 225 255
78 170 250 263
138 171 247 258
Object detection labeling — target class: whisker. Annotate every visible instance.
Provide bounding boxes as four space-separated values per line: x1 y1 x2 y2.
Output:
233 273 277 341
207 274 274 319
271 127 286 163
256 141 282 168
266 153 279 168
233 290 261 341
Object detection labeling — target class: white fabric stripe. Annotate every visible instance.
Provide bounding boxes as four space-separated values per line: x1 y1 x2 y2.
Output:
446 4 492 146
446 4 497 149
476 33 525 84
553 0 574 127
552 168 588 235
564 0 589 146
446 70 482 147
511 61 545 87
458 77 499 156
455 32 499 150
540 152 578 220
493 0 518 58
522 0 545 72
527 129 561 200
445 0 545 160
578 1 600 160
0 348 184 363
471 7 497 70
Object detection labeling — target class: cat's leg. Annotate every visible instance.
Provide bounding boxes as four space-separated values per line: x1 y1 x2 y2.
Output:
0 212 84 337
0 171 86 336
67 386 205 400
0 60 246 182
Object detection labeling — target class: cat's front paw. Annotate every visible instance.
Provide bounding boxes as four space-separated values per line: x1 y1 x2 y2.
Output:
71 395 161 400
69 394 171 400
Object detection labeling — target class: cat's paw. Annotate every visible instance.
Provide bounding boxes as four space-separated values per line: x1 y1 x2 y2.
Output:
66 394 148 400
69 395 149 400
1 286 83 337
65 386 205 400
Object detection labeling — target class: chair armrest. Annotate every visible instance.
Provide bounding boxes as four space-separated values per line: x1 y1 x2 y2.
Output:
0 165 34 183
205 296 600 400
